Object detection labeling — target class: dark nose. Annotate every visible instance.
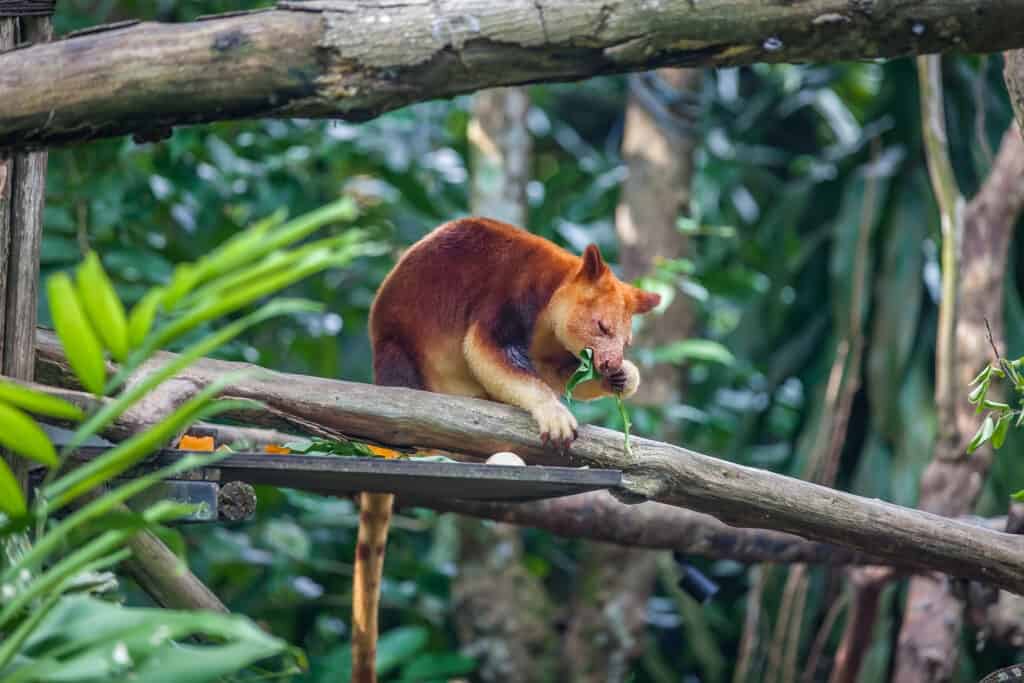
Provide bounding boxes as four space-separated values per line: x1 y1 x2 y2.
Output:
599 358 621 374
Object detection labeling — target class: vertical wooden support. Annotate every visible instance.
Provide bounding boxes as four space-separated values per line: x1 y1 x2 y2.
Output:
0 11 53 491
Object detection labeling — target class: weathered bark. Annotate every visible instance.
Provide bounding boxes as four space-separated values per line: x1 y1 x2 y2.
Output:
17 377 1013 569
894 113 1024 683
828 567 891 683
3 1 1024 152
31 329 1024 595
0 13 50 494
1006 51 1024 136
451 86 558 683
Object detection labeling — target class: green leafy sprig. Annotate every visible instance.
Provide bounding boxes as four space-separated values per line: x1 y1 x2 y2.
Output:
565 348 633 455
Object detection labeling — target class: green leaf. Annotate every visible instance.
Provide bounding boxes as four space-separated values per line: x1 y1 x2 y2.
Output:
993 413 1012 450
650 339 736 366
47 272 107 395
375 626 429 676
127 288 164 349
398 653 477 681
565 348 598 403
0 402 58 468
76 251 130 362
13 595 288 683
1012 489 1024 502
9 454 222 581
969 363 992 387
146 248 348 352
192 199 356 287
616 394 633 456
0 379 84 421
967 415 996 454
0 457 27 517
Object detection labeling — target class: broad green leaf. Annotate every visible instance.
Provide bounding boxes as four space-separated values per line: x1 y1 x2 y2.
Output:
76 252 130 362
0 402 58 468
0 502 186 631
1012 489 1024 502
650 339 736 366
12 595 288 683
0 457 27 517
47 273 106 395
398 652 477 681
0 379 84 421
375 626 429 676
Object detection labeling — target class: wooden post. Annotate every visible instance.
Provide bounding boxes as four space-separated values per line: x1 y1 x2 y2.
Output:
0 7 53 491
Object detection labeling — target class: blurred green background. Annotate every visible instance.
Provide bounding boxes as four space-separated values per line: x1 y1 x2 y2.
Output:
37 2 1024 681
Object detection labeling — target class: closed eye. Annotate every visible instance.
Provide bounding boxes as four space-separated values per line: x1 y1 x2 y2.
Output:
597 320 611 335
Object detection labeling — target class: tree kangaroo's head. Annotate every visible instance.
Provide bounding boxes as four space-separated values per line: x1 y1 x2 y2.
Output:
549 244 661 374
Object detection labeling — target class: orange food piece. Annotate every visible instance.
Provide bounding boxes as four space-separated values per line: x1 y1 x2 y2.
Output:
367 444 401 459
178 434 215 452
265 444 291 455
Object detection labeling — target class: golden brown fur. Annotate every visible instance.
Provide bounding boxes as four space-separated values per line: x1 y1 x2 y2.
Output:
352 217 660 681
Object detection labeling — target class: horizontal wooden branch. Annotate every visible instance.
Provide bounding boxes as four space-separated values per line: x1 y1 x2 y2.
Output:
20 372 1013 569
31 330 1024 594
3 0 1024 152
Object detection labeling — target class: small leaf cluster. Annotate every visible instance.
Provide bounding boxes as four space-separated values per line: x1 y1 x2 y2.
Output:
566 348 633 455
966 357 1024 456
0 199 377 682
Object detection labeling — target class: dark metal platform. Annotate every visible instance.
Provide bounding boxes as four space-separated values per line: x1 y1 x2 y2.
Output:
67 447 623 503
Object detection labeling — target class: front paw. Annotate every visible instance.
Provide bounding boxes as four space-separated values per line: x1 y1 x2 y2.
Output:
603 360 640 398
532 400 578 450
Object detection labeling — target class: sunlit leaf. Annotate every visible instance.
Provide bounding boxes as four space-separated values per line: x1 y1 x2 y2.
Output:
0 457 27 518
76 251 130 362
0 402 58 468
47 273 107 395
0 379 84 421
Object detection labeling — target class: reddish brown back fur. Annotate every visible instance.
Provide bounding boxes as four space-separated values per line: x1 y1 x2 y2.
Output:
370 218 578 390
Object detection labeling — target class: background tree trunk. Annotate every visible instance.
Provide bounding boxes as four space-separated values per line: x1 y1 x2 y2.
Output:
894 108 1024 682
452 86 558 682
563 68 701 682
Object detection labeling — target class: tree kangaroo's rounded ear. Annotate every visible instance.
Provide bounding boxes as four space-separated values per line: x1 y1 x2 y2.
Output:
579 244 608 281
632 287 661 314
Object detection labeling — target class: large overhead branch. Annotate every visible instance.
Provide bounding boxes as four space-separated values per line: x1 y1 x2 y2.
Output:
3 0 1024 152
31 330 1024 595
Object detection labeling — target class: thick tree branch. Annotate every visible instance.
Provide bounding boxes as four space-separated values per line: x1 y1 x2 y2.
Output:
2 1 1024 152
30 330 1024 596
